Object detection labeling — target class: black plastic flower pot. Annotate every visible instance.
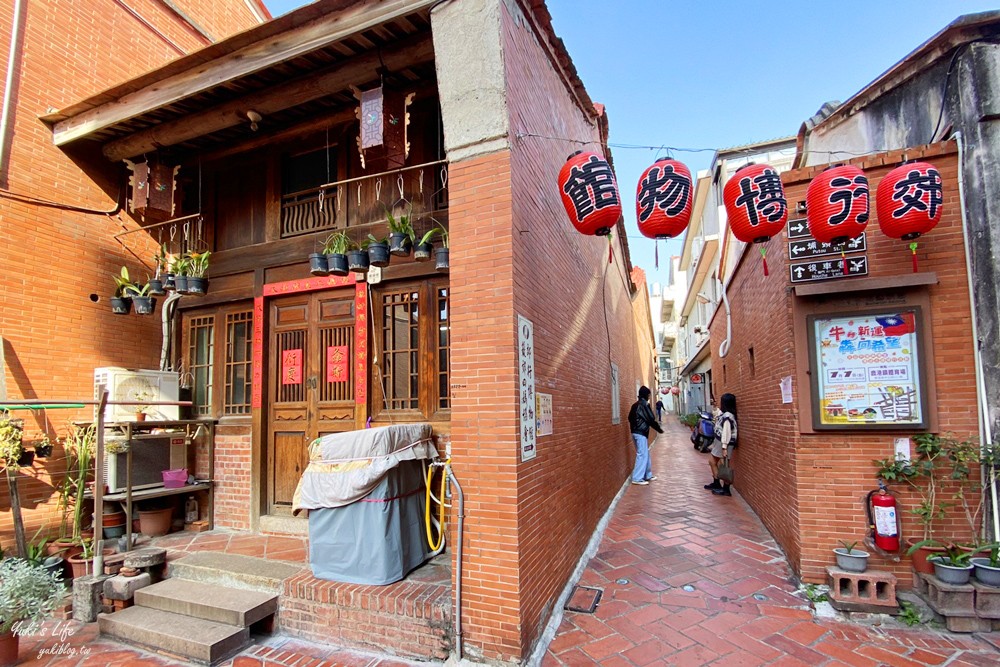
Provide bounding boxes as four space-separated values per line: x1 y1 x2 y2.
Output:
347 250 370 273
16 450 34 467
148 279 165 296
327 253 349 276
163 274 176 291
388 233 412 257
34 443 53 458
110 297 131 315
368 242 391 268
309 252 329 276
174 275 190 294
414 242 434 262
435 247 450 272
187 277 208 295
133 296 156 315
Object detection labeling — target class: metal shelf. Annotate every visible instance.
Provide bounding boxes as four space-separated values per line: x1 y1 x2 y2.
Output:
90 481 213 503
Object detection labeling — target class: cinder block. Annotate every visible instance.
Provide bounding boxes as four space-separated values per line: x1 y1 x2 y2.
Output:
972 581 1000 619
103 572 152 600
826 567 898 611
73 574 111 622
912 570 929 596
946 614 992 633
925 577 976 617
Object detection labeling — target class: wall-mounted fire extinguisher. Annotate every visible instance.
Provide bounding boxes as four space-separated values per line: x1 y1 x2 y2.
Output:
867 479 900 553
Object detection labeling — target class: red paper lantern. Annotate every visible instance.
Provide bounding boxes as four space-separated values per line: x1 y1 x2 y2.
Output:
876 162 943 272
806 165 869 246
558 151 622 236
635 158 693 239
723 163 788 275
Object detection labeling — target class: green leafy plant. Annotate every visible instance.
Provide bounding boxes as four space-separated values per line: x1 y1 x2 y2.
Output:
153 244 170 277
838 540 861 554
0 417 24 469
803 583 828 604
947 437 999 548
24 527 49 567
679 413 700 429
322 231 352 255
0 558 64 634
435 222 449 248
186 251 211 278
112 266 138 298
367 233 388 247
172 255 192 277
384 203 415 239
875 433 950 541
125 281 151 298
418 227 440 246
897 600 922 626
909 541 974 567
61 423 95 542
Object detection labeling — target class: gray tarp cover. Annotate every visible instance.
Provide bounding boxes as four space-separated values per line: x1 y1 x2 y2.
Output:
293 424 439 585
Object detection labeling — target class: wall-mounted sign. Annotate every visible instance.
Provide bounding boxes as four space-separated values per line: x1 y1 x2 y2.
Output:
326 346 349 384
518 315 536 461
788 234 866 260
790 256 868 283
282 349 302 385
807 309 927 429
690 373 703 384
787 218 810 239
536 393 553 437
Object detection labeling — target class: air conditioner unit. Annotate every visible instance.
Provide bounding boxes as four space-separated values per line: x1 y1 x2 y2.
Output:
94 368 180 422
105 433 189 493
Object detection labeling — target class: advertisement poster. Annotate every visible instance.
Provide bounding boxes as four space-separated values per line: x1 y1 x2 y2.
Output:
536 393 553 436
811 311 923 427
518 315 536 461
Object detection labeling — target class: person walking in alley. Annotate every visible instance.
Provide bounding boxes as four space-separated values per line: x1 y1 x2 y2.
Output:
628 386 663 485
655 397 665 421
705 393 738 495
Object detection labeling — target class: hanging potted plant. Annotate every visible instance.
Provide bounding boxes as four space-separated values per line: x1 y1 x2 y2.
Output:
434 223 450 271
367 234 391 268
385 204 414 257
162 253 178 292
110 266 135 315
186 251 210 295
414 227 438 262
173 255 191 295
323 231 351 277
309 249 329 276
126 281 156 315
149 244 168 296
0 558 64 666
32 433 54 459
348 238 370 273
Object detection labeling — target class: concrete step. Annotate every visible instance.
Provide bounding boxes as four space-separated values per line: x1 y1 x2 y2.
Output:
135 577 278 627
98 606 248 665
167 552 304 594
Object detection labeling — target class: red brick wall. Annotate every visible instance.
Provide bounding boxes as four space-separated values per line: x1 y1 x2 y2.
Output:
212 426 253 530
0 0 262 549
710 143 978 587
436 3 654 661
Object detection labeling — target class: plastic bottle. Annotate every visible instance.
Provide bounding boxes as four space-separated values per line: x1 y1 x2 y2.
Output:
185 496 199 524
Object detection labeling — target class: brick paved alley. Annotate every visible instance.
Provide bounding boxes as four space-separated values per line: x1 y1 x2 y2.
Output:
542 420 1000 667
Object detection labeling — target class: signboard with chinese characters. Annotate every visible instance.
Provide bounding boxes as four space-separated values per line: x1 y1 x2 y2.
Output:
788 234 866 260
808 309 927 429
518 315 536 461
326 346 349 384
790 256 868 283
536 393 553 437
281 349 302 385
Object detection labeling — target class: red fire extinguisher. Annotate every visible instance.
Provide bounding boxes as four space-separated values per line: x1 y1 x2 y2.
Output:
867 480 901 553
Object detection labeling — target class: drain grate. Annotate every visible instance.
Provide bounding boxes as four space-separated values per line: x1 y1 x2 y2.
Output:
564 585 603 613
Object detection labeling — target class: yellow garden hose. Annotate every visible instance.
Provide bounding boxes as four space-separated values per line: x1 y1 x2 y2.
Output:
425 459 449 551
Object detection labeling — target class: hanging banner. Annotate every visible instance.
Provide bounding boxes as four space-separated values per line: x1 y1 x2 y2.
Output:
282 349 303 385
808 310 926 428
518 315 537 461
326 345 349 384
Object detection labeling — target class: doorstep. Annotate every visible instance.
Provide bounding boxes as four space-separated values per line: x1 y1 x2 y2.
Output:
258 514 309 536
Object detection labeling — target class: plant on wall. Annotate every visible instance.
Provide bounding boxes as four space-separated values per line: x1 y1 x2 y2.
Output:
875 433 950 542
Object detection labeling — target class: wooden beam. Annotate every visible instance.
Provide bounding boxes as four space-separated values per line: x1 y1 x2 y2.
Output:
103 34 434 162
51 0 437 147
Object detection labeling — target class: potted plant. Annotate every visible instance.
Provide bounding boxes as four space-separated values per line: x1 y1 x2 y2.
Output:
323 231 352 276
61 423 95 545
0 418 24 471
186 251 210 295
163 253 179 292
126 281 156 315
32 434 53 459
308 248 329 276
348 239 371 273
833 540 869 573
414 227 438 262
110 266 135 315
434 223 449 271
385 204 414 257
130 389 154 421
173 255 191 294
149 244 168 296
0 558 64 666
920 542 976 585
25 528 63 579
972 543 1000 587
367 234 391 267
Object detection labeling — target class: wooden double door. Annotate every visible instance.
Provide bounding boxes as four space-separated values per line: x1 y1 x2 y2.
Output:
267 288 361 516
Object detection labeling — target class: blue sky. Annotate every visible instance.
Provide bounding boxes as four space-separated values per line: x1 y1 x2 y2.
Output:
264 0 995 287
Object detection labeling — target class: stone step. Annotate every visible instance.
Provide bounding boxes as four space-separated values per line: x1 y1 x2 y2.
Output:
98 606 248 665
135 577 277 627
167 552 304 594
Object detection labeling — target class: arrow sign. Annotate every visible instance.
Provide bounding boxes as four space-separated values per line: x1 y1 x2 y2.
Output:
787 218 810 239
789 255 868 283
788 233 867 260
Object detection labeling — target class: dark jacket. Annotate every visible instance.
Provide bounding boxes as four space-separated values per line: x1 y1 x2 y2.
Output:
628 399 663 437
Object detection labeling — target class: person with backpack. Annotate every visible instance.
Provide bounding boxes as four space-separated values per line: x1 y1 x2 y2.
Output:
704 392 738 496
628 386 664 485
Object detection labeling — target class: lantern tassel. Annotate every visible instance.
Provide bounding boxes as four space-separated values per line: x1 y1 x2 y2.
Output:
759 245 769 276
655 240 659 270
910 241 919 273
608 235 613 265
842 250 847 276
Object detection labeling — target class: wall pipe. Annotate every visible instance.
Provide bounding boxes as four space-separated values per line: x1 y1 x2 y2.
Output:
954 131 999 541
444 462 464 661
0 0 26 184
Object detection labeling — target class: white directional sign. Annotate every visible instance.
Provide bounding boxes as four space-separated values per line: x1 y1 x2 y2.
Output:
790 256 868 283
788 233 866 260
787 218 810 239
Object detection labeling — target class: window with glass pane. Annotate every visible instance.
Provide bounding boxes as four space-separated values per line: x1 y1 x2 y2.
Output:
224 311 253 415
381 290 420 409
438 287 450 409
188 316 214 416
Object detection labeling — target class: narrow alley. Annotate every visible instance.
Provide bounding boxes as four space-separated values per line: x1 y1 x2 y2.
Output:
542 421 1000 667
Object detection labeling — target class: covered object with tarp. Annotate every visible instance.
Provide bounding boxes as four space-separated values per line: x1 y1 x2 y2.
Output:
292 423 438 585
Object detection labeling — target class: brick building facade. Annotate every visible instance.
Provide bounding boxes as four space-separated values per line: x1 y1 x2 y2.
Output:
709 142 978 586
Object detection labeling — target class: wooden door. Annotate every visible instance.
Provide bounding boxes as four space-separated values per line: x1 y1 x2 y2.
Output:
267 288 358 516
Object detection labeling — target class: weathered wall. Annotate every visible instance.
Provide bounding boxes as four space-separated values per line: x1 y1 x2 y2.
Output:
712 144 978 586
0 0 263 550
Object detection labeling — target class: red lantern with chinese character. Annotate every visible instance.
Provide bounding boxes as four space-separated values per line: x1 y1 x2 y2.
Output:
558 151 622 237
876 161 943 272
723 163 788 275
636 158 693 239
806 164 870 275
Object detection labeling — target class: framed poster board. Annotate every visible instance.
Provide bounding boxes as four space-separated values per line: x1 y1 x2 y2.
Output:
807 307 928 429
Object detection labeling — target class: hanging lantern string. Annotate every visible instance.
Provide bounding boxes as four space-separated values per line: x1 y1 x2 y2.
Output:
607 235 613 265
654 239 659 270
841 249 848 276
909 241 919 273
759 245 769 277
